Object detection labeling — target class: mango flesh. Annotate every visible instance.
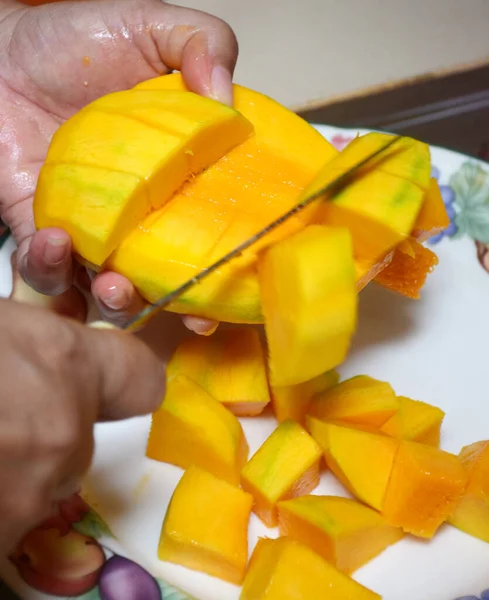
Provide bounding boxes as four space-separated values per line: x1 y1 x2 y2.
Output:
308 375 399 428
278 495 403 574
241 420 322 527
380 396 445 447
146 375 248 485
240 537 381 600
166 328 270 416
258 225 357 387
412 178 450 242
159 465 253 584
382 441 467 538
308 418 399 511
271 370 339 426
35 90 253 266
448 440 489 542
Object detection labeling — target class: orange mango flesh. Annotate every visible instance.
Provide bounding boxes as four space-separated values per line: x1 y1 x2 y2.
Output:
383 441 467 538
159 466 253 585
271 370 339 426
308 375 399 428
258 225 357 387
146 375 248 485
380 396 445 447
277 495 403 574
241 420 322 527
448 440 489 542
412 178 450 242
166 328 270 416
308 418 399 511
240 537 381 600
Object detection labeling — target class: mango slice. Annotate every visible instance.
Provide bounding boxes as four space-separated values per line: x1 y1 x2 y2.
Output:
380 396 445 447
35 90 253 266
383 441 467 538
241 420 322 527
412 178 450 242
308 375 399 428
271 370 339 426
159 466 252 584
278 495 403 574
449 441 489 542
240 537 381 600
146 375 248 485
166 328 270 416
308 419 399 511
258 225 357 387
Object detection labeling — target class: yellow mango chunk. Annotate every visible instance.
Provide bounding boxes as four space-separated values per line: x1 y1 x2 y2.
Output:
240 537 381 600
278 495 403 574
166 328 270 416
380 396 445 447
383 441 467 538
449 441 489 542
271 370 339 426
308 418 399 510
412 178 450 242
146 375 248 485
308 375 399 428
258 225 357 387
241 420 322 527
159 466 252 584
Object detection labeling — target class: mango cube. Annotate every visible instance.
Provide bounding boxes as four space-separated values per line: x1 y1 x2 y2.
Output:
166 328 270 416
308 418 399 510
146 375 248 485
308 375 399 428
258 225 357 387
271 370 339 426
241 420 322 526
412 177 450 242
380 396 445 447
449 441 489 542
240 537 381 600
278 495 403 574
383 441 467 538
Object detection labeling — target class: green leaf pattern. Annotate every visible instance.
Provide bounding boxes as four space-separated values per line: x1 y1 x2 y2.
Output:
450 161 489 243
72 507 114 540
157 579 195 600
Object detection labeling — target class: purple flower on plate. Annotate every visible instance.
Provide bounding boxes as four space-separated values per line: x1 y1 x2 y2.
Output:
428 165 458 244
454 590 489 600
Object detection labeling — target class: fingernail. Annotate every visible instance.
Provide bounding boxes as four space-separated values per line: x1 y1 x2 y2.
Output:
200 322 219 336
44 238 68 265
210 65 233 106
100 286 129 311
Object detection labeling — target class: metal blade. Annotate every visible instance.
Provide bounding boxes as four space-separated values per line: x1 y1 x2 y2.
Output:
122 135 402 332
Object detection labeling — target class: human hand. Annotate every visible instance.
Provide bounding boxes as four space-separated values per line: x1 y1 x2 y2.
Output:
0 0 238 332
0 297 164 556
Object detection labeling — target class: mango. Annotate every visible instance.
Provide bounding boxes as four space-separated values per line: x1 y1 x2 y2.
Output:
146 375 248 485
258 225 357 386
380 396 445 447
412 178 450 242
308 418 399 511
159 466 252 584
449 440 489 542
240 537 381 600
308 375 399 428
278 495 403 574
166 328 270 416
383 441 467 538
271 370 339 426
241 420 322 527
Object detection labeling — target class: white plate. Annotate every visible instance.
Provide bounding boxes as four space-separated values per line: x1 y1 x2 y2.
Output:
1 125 489 600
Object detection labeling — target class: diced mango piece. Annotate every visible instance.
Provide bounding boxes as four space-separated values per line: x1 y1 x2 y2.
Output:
355 251 394 292
159 466 252 584
308 418 399 511
258 225 357 387
308 375 399 428
271 370 339 426
278 495 403 574
146 375 248 485
449 441 489 542
383 441 467 538
166 328 270 416
241 420 322 527
412 178 450 242
380 396 445 447
240 537 381 600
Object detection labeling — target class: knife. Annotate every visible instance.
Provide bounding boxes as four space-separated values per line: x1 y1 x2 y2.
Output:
90 135 402 333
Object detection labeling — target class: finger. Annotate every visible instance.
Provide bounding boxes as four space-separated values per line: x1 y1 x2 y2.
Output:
17 228 73 296
182 315 219 336
91 271 146 328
